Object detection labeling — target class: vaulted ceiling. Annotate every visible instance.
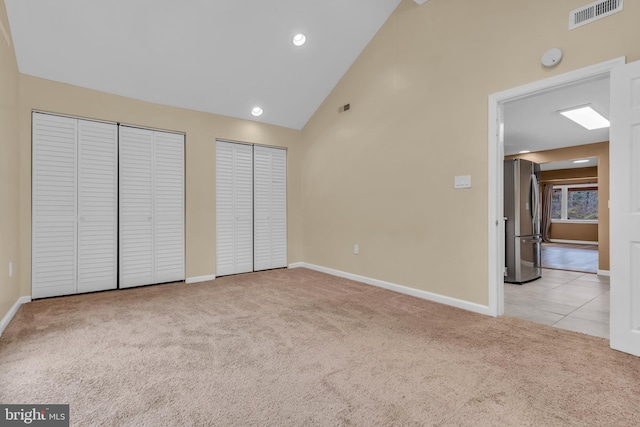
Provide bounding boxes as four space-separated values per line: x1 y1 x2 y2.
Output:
5 0 401 130
5 0 612 150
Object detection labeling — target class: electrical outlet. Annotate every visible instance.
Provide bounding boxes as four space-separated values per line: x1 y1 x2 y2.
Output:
9 261 12 277
354 244 359 255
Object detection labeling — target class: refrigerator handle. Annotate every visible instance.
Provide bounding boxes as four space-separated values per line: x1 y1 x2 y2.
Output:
531 173 540 223
522 237 543 244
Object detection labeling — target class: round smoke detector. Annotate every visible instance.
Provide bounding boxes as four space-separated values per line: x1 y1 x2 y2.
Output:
541 48 563 67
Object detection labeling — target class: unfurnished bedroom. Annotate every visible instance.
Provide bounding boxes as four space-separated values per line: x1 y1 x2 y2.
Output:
1 0 639 425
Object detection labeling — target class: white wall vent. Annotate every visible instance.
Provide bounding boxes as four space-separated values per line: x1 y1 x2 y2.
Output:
569 0 623 30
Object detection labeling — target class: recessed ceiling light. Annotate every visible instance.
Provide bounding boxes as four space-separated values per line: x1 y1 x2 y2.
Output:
292 33 306 47
573 159 590 164
518 150 531 154
559 105 610 130
251 107 263 117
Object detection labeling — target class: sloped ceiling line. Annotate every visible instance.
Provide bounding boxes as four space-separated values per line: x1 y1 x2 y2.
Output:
5 0 402 130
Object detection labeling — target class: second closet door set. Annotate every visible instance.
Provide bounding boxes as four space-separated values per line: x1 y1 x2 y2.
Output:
216 141 287 277
32 112 185 299
119 126 185 288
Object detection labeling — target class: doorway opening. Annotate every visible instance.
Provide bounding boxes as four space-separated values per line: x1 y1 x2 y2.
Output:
512 156 602 275
538 158 600 274
503 156 608 338
487 57 625 339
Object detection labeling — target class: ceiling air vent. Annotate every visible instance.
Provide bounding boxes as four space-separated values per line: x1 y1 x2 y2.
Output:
569 0 623 30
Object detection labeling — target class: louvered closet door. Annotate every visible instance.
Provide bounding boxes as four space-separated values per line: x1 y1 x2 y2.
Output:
77 120 118 293
216 141 253 276
269 148 287 268
119 126 155 288
254 146 287 271
154 131 185 283
32 113 78 298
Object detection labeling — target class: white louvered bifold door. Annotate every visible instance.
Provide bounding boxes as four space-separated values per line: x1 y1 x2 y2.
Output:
119 126 155 288
253 146 287 271
154 131 185 283
77 120 118 293
233 144 254 274
32 113 78 298
270 148 287 268
215 141 235 276
216 141 253 276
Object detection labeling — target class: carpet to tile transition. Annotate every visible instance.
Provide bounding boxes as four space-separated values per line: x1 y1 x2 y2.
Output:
1 268 639 426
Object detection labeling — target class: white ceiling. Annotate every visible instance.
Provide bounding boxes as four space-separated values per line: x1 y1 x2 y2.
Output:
504 76 610 156
539 157 597 172
5 0 402 130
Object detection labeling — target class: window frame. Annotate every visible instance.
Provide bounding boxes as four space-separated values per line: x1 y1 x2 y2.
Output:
550 182 599 224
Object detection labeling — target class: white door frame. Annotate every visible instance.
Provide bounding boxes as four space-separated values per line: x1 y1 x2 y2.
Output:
487 56 626 317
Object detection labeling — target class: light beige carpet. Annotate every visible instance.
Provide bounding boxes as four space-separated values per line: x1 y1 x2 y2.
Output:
1 268 639 426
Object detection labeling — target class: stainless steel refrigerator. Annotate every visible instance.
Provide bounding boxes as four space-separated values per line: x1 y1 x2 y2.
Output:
504 159 542 284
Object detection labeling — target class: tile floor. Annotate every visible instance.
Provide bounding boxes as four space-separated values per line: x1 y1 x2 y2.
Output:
541 242 598 273
504 268 610 339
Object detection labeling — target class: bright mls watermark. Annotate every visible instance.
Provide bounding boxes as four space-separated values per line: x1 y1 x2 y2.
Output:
1 405 69 426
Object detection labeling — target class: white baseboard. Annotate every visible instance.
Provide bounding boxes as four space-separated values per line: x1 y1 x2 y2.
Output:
0 296 31 336
185 274 216 284
292 262 492 316
549 239 598 246
597 269 610 277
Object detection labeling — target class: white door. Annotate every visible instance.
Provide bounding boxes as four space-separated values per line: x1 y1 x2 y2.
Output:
32 113 118 298
32 113 78 298
154 131 185 283
119 126 155 288
610 60 640 356
77 119 118 293
216 141 253 276
119 126 185 288
269 147 288 269
254 145 287 271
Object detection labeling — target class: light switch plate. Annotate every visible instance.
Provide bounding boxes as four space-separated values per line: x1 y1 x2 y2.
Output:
454 175 471 189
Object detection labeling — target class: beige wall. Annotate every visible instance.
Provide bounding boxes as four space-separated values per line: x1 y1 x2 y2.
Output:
541 167 598 185
508 142 609 270
3 0 638 322
0 0 20 325
18 76 303 298
301 0 635 304
551 223 598 242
